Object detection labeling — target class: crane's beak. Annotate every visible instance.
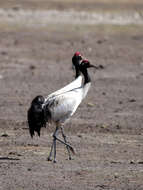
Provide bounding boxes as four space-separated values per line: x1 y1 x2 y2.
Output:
90 64 104 70
89 64 99 69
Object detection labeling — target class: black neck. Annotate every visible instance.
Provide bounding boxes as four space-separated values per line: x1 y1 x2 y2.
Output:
72 57 81 79
82 69 91 84
75 67 80 78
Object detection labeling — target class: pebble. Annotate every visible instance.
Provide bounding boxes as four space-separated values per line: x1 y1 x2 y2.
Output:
0 75 3 79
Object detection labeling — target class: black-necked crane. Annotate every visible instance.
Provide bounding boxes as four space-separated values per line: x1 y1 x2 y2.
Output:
28 53 97 162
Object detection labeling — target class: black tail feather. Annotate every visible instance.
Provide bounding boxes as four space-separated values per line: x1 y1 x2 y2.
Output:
27 95 46 137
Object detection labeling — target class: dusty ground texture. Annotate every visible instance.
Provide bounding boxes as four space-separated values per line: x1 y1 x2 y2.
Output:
0 0 143 190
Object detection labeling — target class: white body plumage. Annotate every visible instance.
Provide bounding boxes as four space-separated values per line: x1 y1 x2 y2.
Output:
44 76 91 124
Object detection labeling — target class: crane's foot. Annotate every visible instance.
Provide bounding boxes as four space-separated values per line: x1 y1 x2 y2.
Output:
53 159 57 163
47 157 57 163
47 157 52 161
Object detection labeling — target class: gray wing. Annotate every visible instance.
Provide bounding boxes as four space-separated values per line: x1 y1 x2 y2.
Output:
45 76 82 100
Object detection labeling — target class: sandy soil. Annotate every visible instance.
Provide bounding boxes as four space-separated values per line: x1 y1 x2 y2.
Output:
0 1 143 190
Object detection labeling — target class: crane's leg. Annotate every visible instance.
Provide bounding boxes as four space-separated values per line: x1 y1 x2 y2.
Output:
61 126 72 160
47 126 59 163
47 126 75 163
47 141 54 161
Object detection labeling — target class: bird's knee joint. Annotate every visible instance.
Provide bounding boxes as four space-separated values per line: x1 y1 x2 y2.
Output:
62 134 66 138
53 134 56 139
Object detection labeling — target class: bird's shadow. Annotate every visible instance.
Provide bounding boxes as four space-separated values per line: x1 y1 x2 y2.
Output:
0 157 20 161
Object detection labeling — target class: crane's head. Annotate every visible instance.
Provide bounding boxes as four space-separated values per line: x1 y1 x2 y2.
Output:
79 59 98 71
72 52 83 78
72 52 83 66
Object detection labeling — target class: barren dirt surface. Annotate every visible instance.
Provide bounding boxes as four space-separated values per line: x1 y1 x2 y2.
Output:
0 1 143 190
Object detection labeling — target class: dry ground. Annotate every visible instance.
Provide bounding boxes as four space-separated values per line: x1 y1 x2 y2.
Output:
0 1 143 190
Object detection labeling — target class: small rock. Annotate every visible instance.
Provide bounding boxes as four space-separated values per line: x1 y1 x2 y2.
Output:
114 173 119 179
130 160 135 164
129 99 136 103
29 65 36 70
115 124 121 129
100 124 108 129
12 6 20 11
1 133 9 137
97 39 106 44
77 134 82 138
9 152 16 155
87 102 95 107
96 185 107 189
119 101 123 104
1 51 7 55
9 152 22 156
97 39 103 44
87 47 92 52
19 102 23 106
